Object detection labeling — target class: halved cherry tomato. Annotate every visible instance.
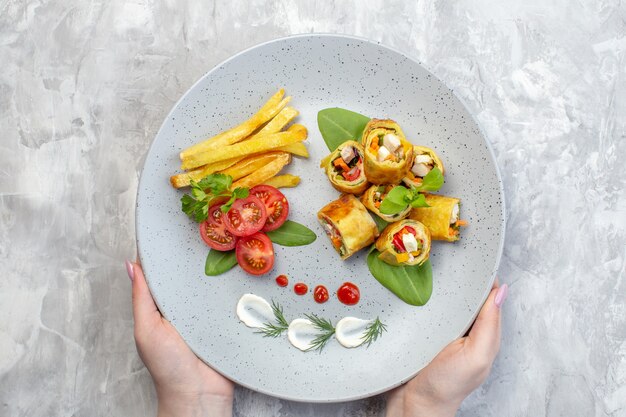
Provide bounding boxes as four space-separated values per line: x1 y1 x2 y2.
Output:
235 232 274 275
223 195 268 237
249 185 289 232
342 166 361 181
199 204 237 251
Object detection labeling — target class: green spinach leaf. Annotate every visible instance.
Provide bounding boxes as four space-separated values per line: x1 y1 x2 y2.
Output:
266 220 317 246
414 167 444 192
379 186 410 214
205 250 238 276
317 108 370 152
367 249 433 306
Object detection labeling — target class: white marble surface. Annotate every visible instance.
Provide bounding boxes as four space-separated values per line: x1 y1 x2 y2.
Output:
1 1 625 416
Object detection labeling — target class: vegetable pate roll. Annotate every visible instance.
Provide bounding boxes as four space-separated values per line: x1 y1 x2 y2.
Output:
362 119 414 184
408 194 467 242
361 184 411 222
375 219 431 266
317 194 379 260
321 140 369 195
403 146 445 188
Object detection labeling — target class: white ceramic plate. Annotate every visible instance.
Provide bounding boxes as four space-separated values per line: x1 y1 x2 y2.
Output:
136 34 505 402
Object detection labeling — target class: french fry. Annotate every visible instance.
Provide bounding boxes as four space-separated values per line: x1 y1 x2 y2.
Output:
231 153 292 189
179 89 290 160
276 142 308 158
219 151 289 181
262 174 301 189
249 106 299 138
169 155 246 188
182 129 307 170
287 123 307 135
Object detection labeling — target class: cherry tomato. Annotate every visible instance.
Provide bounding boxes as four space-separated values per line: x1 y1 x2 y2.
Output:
249 185 289 232
342 166 361 181
223 195 268 237
235 232 274 275
199 204 237 251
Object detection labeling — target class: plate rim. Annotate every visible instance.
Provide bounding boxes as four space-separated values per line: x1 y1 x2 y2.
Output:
135 32 507 403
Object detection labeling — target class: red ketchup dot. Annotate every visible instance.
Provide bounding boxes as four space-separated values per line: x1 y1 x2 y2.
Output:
275 274 289 287
294 283 308 295
337 282 360 305
313 285 329 303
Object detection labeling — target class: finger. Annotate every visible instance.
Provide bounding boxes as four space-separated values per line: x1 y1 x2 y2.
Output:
130 262 160 325
466 283 508 361
464 277 500 337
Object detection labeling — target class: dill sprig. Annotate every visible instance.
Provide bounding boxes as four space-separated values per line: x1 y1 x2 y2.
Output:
304 314 336 353
361 317 387 347
256 300 290 338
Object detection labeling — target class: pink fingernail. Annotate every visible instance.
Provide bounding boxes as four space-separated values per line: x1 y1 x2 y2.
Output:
125 260 135 282
494 284 508 308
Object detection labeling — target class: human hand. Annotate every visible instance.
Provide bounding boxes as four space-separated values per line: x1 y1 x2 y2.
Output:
386 280 508 417
127 261 235 417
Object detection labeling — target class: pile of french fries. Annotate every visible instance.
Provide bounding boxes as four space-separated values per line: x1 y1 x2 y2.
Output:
170 89 308 189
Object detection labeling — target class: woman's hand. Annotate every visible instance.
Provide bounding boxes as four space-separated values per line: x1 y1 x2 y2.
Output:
127 261 235 417
386 280 508 417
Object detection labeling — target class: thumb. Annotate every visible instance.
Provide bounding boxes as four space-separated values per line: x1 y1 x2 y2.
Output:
128 261 160 327
466 282 508 362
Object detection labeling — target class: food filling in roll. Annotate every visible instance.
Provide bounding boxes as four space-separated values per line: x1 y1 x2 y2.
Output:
317 194 379 260
409 194 468 242
362 119 414 184
371 133 404 163
375 219 431 266
361 184 411 222
403 146 445 188
321 141 369 195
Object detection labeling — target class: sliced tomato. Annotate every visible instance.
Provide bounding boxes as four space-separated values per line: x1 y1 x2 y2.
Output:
235 232 274 275
342 166 361 181
199 204 237 251
249 185 289 232
223 195 268 237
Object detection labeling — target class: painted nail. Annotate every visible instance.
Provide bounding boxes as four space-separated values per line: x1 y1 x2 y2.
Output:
125 260 135 282
494 283 508 308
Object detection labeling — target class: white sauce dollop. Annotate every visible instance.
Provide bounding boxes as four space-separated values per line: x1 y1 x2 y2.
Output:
235 295 385 352
335 317 372 348
287 318 319 351
236 294 274 328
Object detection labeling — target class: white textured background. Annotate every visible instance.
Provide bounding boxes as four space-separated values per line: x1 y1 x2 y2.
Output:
1 1 625 416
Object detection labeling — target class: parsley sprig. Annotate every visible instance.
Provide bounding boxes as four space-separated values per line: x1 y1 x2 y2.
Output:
181 173 249 222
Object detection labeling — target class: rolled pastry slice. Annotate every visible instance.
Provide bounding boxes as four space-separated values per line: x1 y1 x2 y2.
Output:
403 146 445 188
362 119 414 184
375 219 431 266
409 194 467 242
361 184 411 222
321 140 369 195
317 194 379 260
